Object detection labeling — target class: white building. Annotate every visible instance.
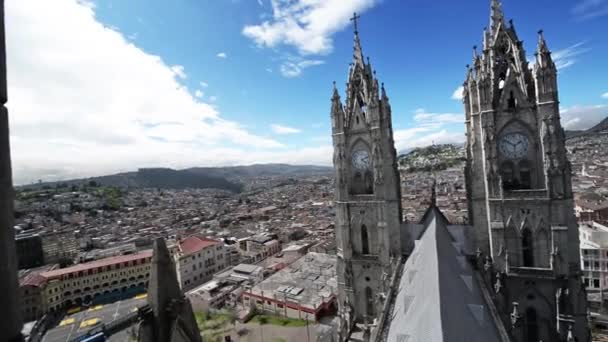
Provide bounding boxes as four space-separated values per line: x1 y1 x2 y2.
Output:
580 222 608 290
174 236 228 292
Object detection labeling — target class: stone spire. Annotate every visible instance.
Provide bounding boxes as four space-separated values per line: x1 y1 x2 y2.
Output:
535 30 555 69
0 0 24 340
139 238 202 342
489 0 505 35
351 12 365 68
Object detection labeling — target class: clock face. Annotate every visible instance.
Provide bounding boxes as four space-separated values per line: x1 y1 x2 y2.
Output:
352 150 370 171
499 133 529 159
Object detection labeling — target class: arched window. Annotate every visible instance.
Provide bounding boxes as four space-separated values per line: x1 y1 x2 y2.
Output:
525 307 539 342
361 225 369 255
522 228 534 267
519 160 531 189
501 161 515 190
365 287 374 317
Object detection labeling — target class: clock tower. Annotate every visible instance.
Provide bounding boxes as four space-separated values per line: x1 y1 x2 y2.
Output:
463 1 589 341
331 13 402 332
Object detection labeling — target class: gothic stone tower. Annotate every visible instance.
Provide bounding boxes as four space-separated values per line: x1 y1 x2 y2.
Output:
463 1 589 341
331 15 402 329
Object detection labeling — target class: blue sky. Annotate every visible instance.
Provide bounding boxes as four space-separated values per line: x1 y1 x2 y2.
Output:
5 0 608 183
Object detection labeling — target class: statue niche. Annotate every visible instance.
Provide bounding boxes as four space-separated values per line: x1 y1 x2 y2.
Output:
350 146 373 195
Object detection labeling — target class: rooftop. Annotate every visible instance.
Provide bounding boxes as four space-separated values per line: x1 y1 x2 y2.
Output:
250 252 337 311
178 235 221 256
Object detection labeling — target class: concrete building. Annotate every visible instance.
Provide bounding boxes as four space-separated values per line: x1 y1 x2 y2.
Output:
15 232 44 269
215 263 264 285
41 230 79 265
238 234 281 263
174 235 228 291
186 279 241 312
244 252 337 321
580 222 608 290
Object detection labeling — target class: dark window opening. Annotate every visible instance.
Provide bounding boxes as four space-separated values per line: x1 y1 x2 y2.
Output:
351 171 373 195
365 287 374 317
508 91 516 109
519 160 531 189
356 116 360 125
525 307 539 342
501 161 516 190
522 228 534 267
361 225 369 255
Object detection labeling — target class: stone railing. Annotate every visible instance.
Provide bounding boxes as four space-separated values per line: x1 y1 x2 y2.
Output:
507 266 555 279
500 189 549 200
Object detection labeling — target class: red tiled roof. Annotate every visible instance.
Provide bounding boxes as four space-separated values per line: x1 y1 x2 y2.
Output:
179 236 221 256
41 250 153 280
20 272 48 288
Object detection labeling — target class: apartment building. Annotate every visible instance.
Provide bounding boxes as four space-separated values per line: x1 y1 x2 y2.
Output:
174 235 228 292
18 250 152 320
580 222 608 290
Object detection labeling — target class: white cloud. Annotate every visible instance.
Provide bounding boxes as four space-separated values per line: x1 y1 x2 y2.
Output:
216 52 227 58
560 104 608 130
572 0 608 20
199 81 209 88
271 124 301 135
602 92 608 99
209 96 218 102
171 65 187 79
194 90 204 98
6 0 288 184
242 0 379 55
413 108 463 126
257 0 264 6
280 59 324 77
552 41 590 70
451 86 464 101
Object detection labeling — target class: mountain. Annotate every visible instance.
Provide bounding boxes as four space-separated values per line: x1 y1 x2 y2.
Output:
398 144 466 172
17 164 333 193
185 164 332 180
565 116 608 139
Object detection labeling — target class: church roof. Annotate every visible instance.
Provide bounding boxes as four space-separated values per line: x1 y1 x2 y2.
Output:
384 207 503 342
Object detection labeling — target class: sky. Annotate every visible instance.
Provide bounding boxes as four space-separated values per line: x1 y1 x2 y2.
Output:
5 0 608 184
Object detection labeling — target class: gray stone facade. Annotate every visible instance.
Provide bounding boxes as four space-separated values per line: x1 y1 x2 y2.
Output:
330 17 403 336
463 1 589 341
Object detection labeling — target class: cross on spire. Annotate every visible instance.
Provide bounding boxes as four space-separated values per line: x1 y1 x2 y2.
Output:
350 12 361 34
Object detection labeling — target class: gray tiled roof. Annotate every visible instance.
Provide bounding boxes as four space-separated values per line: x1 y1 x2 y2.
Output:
385 207 502 342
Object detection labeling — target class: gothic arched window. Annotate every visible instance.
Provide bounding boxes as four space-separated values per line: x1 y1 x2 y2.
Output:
365 286 374 317
361 225 369 255
525 307 539 342
522 228 534 267
519 160 531 189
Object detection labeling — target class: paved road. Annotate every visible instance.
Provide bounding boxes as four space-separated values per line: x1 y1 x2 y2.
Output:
42 295 148 342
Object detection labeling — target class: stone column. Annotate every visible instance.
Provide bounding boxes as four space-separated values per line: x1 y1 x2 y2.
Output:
0 0 23 340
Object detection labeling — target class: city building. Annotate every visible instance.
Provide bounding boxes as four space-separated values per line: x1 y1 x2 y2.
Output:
15 232 44 269
18 250 152 318
186 279 242 312
174 235 228 291
214 263 265 285
238 234 281 263
580 222 608 290
244 252 337 321
41 230 79 265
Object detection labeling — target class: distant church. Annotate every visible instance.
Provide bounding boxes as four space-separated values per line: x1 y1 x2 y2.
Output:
330 1 590 341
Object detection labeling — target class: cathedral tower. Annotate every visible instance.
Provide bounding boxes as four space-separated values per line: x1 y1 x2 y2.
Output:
331 13 402 330
463 1 589 341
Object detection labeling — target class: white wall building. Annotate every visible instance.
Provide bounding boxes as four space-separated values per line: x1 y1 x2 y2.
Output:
580 222 608 290
174 235 228 292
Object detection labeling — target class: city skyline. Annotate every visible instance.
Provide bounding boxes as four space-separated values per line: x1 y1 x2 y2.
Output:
6 0 608 184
